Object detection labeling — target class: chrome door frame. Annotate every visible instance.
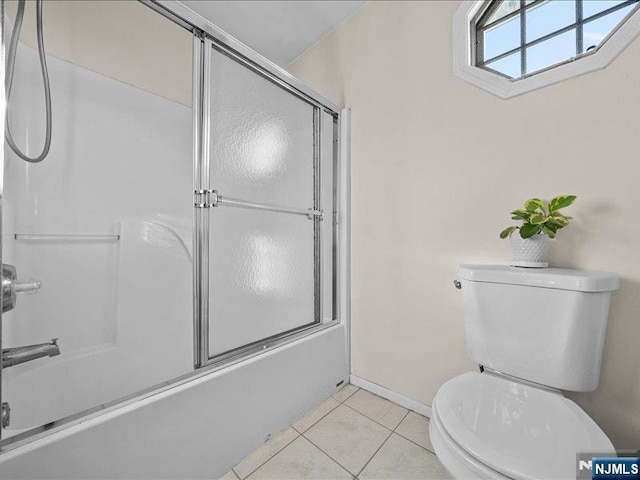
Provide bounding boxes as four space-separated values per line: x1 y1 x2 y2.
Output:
141 1 341 116
0 0 7 443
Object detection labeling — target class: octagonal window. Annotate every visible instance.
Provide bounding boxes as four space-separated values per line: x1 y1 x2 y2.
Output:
474 0 640 79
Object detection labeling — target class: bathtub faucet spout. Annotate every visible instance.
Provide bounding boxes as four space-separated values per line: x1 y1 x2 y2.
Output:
2 338 60 368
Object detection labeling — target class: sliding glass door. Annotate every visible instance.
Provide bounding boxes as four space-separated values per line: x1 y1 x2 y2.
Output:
198 40 338 364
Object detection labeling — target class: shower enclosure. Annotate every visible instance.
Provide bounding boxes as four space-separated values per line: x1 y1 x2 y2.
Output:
0 1 349 475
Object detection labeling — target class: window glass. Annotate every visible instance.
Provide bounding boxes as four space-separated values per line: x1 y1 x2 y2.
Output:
526 29 576 73
583 0 628 18
485 0 520 24
476 0 639 79
485 51 521 78
526 1 576 42
484 15 521 60
582 3 636 51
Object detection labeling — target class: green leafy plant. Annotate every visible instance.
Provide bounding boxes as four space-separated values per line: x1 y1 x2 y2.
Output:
500 195 576 239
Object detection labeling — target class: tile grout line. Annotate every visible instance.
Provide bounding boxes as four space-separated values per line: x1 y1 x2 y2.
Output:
300 401 396 477
354 410 411 478
391 410 437 454
394 429 437 455
393 410 437 455
332 385 360 403
342 388 414 431
240 384 356 479
300 404 409 479
393 411 411 434
295 385 377 478
353 424 399 478
232 385 424 480
238 383 357 480
300 433 361 479
293 399 341 435
242 385 356 478
341 402 406 433
233 430 300 480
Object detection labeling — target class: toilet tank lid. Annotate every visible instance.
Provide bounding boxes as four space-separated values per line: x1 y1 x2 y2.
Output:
458 264 619 292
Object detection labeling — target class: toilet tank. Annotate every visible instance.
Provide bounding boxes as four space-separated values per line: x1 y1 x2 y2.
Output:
457 265 619 392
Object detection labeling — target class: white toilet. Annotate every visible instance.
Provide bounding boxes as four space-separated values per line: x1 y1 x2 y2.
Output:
430 264 619 480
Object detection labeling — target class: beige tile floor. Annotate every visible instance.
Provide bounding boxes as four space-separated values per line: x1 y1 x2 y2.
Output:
218 384 450 480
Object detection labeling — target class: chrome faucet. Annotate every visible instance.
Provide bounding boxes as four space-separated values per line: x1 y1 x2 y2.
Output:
2 338 60 368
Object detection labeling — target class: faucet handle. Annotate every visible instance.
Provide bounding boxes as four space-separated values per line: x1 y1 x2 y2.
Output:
2 264 42 313
13 278 41 294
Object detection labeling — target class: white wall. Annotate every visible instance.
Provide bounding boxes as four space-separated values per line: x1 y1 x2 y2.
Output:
287 0 640 448
5 0 192 106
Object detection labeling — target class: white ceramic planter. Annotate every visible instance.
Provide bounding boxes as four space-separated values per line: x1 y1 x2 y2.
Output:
510 233 549 268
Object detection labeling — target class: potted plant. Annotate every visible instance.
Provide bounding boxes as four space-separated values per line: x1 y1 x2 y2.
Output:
500 195 576 268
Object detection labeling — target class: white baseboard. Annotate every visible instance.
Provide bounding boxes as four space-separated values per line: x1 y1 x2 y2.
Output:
349 374 432 418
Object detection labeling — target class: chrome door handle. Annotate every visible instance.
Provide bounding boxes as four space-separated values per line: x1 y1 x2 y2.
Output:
2 264 42 313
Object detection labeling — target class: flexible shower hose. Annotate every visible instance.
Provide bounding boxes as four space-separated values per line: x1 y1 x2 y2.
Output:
5 0 52 163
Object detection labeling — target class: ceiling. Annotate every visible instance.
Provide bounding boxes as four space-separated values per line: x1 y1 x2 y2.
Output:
179 1 366 66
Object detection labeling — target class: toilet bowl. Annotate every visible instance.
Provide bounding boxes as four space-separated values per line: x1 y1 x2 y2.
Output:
431 265 620 480
430 372 614 480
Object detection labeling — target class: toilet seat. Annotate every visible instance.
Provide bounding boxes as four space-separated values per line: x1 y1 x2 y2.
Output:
431 372 615 480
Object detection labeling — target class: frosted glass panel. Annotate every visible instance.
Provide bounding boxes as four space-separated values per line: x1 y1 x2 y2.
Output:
208 207 315 357
209 47 315 208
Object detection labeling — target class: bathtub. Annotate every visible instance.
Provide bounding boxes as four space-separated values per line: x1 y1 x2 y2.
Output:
0 323 348 479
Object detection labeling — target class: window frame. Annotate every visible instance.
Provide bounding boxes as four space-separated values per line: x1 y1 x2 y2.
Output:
453 0 640 98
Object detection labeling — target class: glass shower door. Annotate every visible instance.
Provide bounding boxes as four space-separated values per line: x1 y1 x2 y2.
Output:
203 42 336 362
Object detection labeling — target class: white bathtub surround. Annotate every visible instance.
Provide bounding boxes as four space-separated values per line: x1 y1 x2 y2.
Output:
223 383 446 480
2 43 194 435
510 233 549 268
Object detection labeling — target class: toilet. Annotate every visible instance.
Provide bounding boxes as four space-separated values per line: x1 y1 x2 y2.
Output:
430 264 619 480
